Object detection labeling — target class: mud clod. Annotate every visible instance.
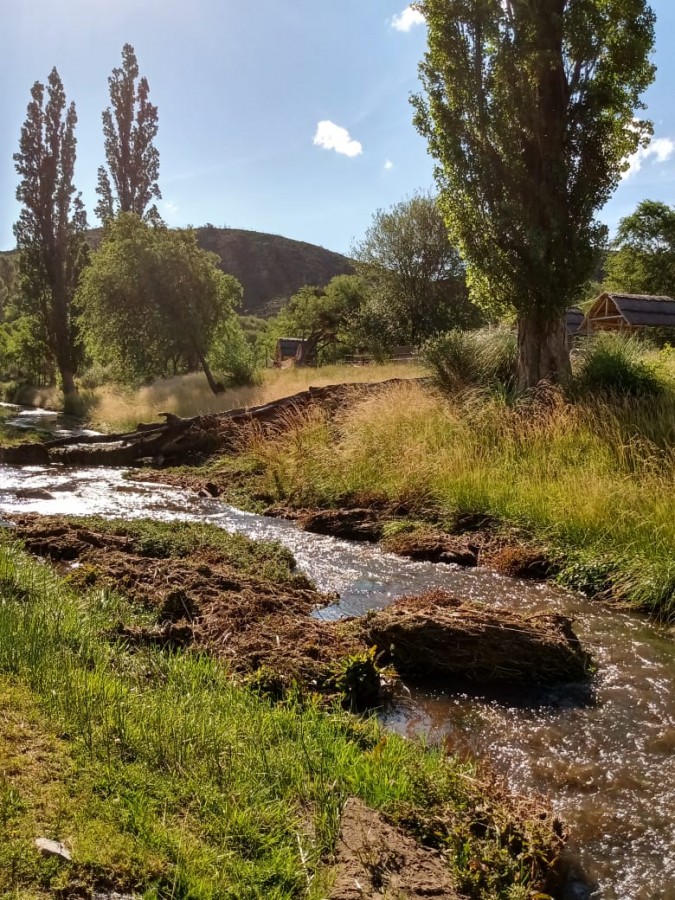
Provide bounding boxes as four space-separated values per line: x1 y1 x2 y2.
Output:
382 531 479 567
363 590 591 685
330 798 460 899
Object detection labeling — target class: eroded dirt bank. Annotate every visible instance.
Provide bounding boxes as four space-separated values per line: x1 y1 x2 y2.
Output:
7 515 591 707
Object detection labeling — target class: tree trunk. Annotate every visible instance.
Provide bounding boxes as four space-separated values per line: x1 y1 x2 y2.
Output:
516 313 571 390
195 348 224 395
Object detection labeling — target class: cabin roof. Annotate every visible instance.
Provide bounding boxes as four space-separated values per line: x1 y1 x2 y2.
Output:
565 307 584 335
607 293 675 326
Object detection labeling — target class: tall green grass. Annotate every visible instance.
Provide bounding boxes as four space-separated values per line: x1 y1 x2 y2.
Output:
244 378 675 619
0 543 556 898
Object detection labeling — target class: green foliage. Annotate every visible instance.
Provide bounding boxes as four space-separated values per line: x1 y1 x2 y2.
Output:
270 275 368 364
13 68 88 397
95 44 161 223
573 333 665 397
77 214 243 391
330 647 382 712
353 192 480 345
208 316 258 385
605 200 675 296
73 516 305 585
413 0 656 383
422 327 517 393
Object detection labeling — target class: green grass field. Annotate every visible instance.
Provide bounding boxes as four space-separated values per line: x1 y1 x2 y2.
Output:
237 374 675 620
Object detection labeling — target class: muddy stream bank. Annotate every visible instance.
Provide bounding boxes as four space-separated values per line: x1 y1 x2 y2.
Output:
0 464 673 899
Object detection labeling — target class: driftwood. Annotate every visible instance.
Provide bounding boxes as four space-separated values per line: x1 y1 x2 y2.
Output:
0 379 421 468
363 590 592 685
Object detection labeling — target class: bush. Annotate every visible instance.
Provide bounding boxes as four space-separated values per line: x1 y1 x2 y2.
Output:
422 326 517 392
573 333 665 397
208 317 259 386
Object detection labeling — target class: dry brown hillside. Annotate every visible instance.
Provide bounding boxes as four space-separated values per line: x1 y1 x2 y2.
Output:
74 225 353 316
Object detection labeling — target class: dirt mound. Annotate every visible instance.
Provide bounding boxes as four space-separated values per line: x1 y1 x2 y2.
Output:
382 531 479 567
9 516 365 699
297 509 385 542
329 798 459 900
363 590 591 685
484 544 555 580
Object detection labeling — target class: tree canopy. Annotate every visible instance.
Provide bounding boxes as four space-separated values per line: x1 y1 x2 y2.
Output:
271 275 366 364
605 200 675 297
413 0 656 387
13 67 88 401
95 44 161 223
77 214 242 392
352 193 479 345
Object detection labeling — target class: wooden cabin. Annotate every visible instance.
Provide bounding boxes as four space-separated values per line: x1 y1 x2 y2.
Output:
274 337 315 367
579 293 675 334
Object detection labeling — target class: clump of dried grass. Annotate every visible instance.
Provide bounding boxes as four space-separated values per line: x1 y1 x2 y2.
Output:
363 590 592 685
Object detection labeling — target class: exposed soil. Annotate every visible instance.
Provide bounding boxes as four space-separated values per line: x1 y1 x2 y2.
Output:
8 516 590 694
294 509 557 581
381 531 479 567
329 798 460 900
8 515 366 702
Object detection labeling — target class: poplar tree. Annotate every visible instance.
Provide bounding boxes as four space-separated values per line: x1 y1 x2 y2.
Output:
95 44 161 222
13 68 88 402
413 0 656 388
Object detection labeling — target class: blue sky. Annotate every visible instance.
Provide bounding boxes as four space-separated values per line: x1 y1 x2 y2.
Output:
1 1 674 255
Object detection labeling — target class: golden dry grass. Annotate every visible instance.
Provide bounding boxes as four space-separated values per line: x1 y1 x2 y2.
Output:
89 362 427 431
244 379 675 617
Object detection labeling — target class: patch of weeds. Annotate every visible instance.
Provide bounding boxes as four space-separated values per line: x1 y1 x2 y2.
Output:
329 648 382 712
556 552 615 598
381 519 429 539
66 516 308 586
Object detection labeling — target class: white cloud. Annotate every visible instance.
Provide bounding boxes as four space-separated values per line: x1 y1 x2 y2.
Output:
623 136 675 179
391 6 425 32
163 200 180 216
384 159 394 171
313 121 363 158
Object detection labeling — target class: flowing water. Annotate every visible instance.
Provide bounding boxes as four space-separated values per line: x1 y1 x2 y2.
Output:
0 463 673 899
0 403 99 439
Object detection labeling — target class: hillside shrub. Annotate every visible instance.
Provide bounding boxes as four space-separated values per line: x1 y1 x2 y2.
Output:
573 333 665 397
422 327 517 392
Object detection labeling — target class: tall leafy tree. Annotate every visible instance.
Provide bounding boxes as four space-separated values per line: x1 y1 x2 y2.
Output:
95 44 161 222
272 276 366 364
13 68 88 401
413 0 656 388
605 200 675 296
353 193 478 345
78 214 242 393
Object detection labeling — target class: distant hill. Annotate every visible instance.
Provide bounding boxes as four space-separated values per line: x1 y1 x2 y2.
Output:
78 225 354 317
194 226 354 316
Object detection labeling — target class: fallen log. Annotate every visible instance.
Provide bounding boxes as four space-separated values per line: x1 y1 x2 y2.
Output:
0 378 423 468
362 590 592 685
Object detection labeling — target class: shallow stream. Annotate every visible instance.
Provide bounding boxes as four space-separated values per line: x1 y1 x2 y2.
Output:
0 463 673 899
